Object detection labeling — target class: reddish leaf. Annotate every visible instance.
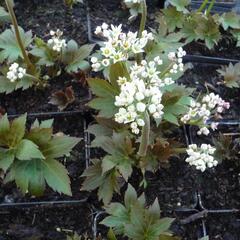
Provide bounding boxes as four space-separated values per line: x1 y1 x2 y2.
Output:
49 86 75 111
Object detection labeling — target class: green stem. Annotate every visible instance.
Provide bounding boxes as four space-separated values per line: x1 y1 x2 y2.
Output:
136 0 147 64
197 0 209 12
206 0 215 15
137 112 150 157
5 0 35 72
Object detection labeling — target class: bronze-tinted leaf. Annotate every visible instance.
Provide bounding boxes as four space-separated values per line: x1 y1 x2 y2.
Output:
49 86 75 111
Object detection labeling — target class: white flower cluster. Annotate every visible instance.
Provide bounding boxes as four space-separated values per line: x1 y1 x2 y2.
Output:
6 63 26 83
124 0 142 4
91 23 153 71
47 29 67 52
186 144 217 172
167 47 186 73
181 93 230 135
114 57 174 134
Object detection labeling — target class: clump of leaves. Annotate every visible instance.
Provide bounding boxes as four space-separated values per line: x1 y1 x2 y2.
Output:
213 133 240 163
217 62 240 88
81 116 185 204
101 184 179 240
49 86 76 111
30 38 95 74
156 0 240 49
0 114 80 196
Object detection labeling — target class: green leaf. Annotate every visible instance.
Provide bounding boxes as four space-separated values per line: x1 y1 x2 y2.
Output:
30 37 57 66
41 135 80 159
62 40 95 73
0 6 10 23
220 12 240 30
16 139 45 161
9 159 46 196
195 14 221 49
0 26 33 63
162 7 185 32
0 150 14 172
109 62 129 89
7 114 27 147
0 114 10 140
217 62 240 88
124 184 138 208
81 159 120 205
168 0 190 13
107 228 118 240
42 158 71 195
87 78 119 118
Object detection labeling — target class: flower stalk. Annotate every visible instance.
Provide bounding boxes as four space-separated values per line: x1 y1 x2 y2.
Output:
197 0 209 12
137 0 147 63
206 0 216 16
137 111 150 157
5 0 35 73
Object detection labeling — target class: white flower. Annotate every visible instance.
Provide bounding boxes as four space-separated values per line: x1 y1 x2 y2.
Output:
136 102 146 112
186 144 217 172
92 24 153 71
91 57 98 63
137 118 145 126
181 93 229 135
7 63 26 83
47 29 66 52
95 26 102 35
102 59 110 67
197 127 210 136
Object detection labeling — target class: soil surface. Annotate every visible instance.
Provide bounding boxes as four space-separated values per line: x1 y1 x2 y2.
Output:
1 0 240 240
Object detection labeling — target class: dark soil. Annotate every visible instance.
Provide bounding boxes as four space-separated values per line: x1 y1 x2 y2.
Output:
87 0 161 40
1 0 240 239
1 76 90 115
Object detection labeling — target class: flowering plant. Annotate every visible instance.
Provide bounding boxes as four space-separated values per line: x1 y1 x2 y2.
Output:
0 0 94 94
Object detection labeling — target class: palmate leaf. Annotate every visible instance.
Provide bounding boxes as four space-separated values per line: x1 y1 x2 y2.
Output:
0 74 35 94
217 62 240 88
162 85 192 125
40 135 80 159
161 7 185 32
195 15 221 49
7 158 71 196
0 26 33 63
42 158 71 195
30 38 55 67
168 0 190 13
219 12 240 30
0 149 15 172
0 6 10 24
16 139 45 161
101 184 176 240
88 78 119 118
62 40 95 73
0 114 26 147
81 159 120 205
